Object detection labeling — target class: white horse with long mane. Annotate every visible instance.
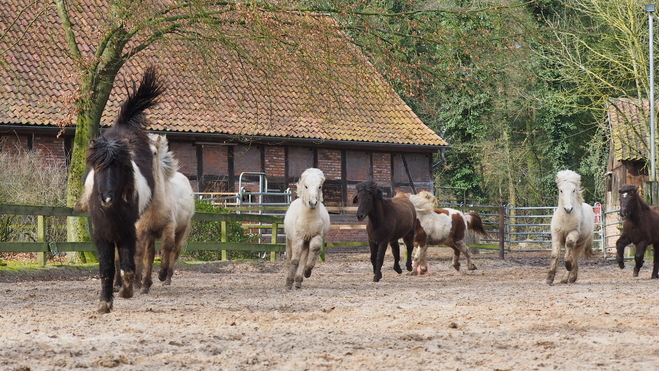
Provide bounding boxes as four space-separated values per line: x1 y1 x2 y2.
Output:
546 170 594 285
284 168 331 289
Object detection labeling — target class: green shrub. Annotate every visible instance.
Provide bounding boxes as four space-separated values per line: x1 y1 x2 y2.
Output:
184 199 261 261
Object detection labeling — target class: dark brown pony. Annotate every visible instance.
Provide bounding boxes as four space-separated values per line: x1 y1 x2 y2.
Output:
616 184 659 279
353 180 417 282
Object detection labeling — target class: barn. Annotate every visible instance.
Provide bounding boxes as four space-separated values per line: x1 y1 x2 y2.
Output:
605 97 656 248
0 1 447 244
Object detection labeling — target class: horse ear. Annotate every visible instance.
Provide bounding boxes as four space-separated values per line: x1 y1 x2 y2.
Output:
89 139 96 147
377 188 384 199
352 194 359 204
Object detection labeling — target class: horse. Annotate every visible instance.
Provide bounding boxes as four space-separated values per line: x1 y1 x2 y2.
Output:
353 180 416 282
134 133 195 294
404 190 489 275
546 170 594 285
74 66 163 313
283 168 331 289
616 184 659 279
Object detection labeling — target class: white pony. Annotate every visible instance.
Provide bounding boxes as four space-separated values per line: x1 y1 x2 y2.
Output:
134 133 195 293
283 168 331 289
546 170 594 285
405 190 489 274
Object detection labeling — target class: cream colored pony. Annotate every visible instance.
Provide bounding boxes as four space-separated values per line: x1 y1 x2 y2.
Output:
134 134 195 293
284 168 331 289
546 170 594 285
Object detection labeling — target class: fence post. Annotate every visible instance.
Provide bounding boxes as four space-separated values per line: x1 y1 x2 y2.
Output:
220 221 227 260
37 215 46 266
270 222 278 262
498 205 505 259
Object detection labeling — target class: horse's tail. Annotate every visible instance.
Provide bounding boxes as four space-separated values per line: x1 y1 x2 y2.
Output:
464 211 490 237
115 66 165 132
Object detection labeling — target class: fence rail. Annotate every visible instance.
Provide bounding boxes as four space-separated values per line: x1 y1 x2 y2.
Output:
0 204 286 266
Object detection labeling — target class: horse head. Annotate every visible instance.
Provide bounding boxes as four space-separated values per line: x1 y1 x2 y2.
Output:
297 168 325 210
87 137 135 208
148 133 178 180
556 170 583 214
619 184 641 219
354 180 382 221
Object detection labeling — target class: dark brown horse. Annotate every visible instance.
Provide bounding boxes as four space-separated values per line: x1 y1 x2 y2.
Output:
616 184 659 279
353 180 417 282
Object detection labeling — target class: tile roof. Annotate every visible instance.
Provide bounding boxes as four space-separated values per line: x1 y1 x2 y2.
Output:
0 1 447 148
607 98 654 161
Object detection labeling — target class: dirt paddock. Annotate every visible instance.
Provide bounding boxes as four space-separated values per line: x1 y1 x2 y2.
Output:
1 249 658 371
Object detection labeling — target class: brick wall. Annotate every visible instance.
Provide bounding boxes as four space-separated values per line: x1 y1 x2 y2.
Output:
33 135 68 166
202 145 228 175
0 135 29 153
346 150 370 180
317 148 341 180
372 152 391 182
169 141 197 176
264 146 285 178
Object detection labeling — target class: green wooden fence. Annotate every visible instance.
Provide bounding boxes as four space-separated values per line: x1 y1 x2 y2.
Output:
0 204 286 266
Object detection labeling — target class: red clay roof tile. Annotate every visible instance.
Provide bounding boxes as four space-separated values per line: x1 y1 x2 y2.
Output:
1 1 447 148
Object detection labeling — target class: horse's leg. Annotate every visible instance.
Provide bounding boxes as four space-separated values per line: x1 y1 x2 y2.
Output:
140 236 156 294
615 235 632 270
95 238 115 313
450 246 461 271
563 230 580 272
294 242 310 288
633 241 648 278
455 240 476 271
373 242 388 282
403 234 414 272
286 237 304 290
113 247 121 292
652 243 659 279
116 231 137 300
565 244 582 284
411 244 421 275
158 224 177 285
391 240 403 274
134 228 148 292
369 241 378 274
546 237 562 285
162 224 190 286
303 235 323 279
285 237 295 289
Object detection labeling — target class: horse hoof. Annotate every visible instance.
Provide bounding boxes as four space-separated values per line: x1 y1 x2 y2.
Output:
373 273 382 282
98 301 113 313
162 279 172 286
618 262 625 270
468 264 477 271
406 262 413 272
158 271 167 282
546 280 554 285
452 265 460 272
140 287 150 294
394 266 402 274
119 286 133 299
304 268 313 278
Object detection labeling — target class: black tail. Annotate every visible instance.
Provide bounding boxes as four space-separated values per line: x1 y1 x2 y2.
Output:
114 66 165 131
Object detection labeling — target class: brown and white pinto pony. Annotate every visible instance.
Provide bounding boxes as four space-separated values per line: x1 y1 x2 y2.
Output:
404 190 489 275
616 184 659 279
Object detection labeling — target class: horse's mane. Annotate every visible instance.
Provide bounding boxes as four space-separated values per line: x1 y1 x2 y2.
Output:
356 180 383 199
407 190 436 215
556 169 585 203
620 184 650 212
149 134 178 179
86 137 132 170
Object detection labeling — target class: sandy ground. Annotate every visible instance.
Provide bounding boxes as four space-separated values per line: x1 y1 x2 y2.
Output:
1 249 659 371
